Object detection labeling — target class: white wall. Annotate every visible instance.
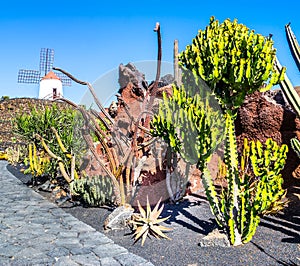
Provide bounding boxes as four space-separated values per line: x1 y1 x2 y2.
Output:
39 79 63 100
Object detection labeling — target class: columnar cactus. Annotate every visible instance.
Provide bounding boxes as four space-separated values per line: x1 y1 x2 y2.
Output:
175 16 287 246
151 83 224 204
152 85 224 168
25 142 50 177
290 137 300 158
285 23 300 71
219 137 288 244
275 23 300 117
71 175 114 206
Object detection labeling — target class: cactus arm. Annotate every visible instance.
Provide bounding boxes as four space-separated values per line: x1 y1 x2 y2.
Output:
201 167 225 227
285 23 300 71
85 111 118 173
224 112 242 246
50 126 79 180
33 142 38 173
274 57 300 117
242 209 260 243
53 67 114 126
50 127 72 159
29 143 34 174
71 153 76 181
291 137 300 158
35 133 72 183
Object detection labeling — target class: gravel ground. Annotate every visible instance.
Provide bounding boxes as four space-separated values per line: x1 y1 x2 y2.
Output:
7 164 300 266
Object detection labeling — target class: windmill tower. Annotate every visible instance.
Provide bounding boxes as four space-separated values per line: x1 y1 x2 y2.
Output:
18 48 71 100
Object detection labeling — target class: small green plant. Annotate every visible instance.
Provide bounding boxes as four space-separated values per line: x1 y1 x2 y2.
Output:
15 104 86 180
5 146 20 165
0 95 9 101
70 175 114 206
129 197 172 246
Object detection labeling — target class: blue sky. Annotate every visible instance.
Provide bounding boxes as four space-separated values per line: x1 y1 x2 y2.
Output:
1 0 300 105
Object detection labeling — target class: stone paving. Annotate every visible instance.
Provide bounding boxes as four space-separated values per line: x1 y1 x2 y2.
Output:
0 161 154 266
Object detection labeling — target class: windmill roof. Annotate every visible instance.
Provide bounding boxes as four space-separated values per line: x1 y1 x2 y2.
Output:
42 71 61 81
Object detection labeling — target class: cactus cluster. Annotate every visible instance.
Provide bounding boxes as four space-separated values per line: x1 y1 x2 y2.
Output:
35 127 78 184
217 137 288 245
71 175 114 207
151 83 224 202
151 85 224 169
179 16 285 113
162 16 288 246
24 143 50 177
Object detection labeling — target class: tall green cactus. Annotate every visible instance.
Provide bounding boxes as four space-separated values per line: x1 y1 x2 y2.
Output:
152 85 224 168
176 16 287 246
278 23 300 146
71 175 114 207
285 23 300 71
221 137 287 244
274 57 300 117
275 23 300 117
179 16 285 114
151 82 225 211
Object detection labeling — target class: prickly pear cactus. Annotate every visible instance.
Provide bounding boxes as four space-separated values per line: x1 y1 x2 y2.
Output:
71 175 114 206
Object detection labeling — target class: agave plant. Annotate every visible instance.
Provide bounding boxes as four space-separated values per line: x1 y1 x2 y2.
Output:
129 197 172 246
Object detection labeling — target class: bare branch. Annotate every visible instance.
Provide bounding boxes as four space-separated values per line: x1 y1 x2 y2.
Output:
53 67 114 125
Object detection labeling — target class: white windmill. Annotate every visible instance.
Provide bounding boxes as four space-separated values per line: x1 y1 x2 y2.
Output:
18 48 71 100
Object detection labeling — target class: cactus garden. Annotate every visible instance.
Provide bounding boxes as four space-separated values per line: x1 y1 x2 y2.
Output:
0 16 300 265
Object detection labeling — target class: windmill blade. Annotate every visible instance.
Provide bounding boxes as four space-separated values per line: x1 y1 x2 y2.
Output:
40 48 54 75
56 72 72 86
18 69 40 84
